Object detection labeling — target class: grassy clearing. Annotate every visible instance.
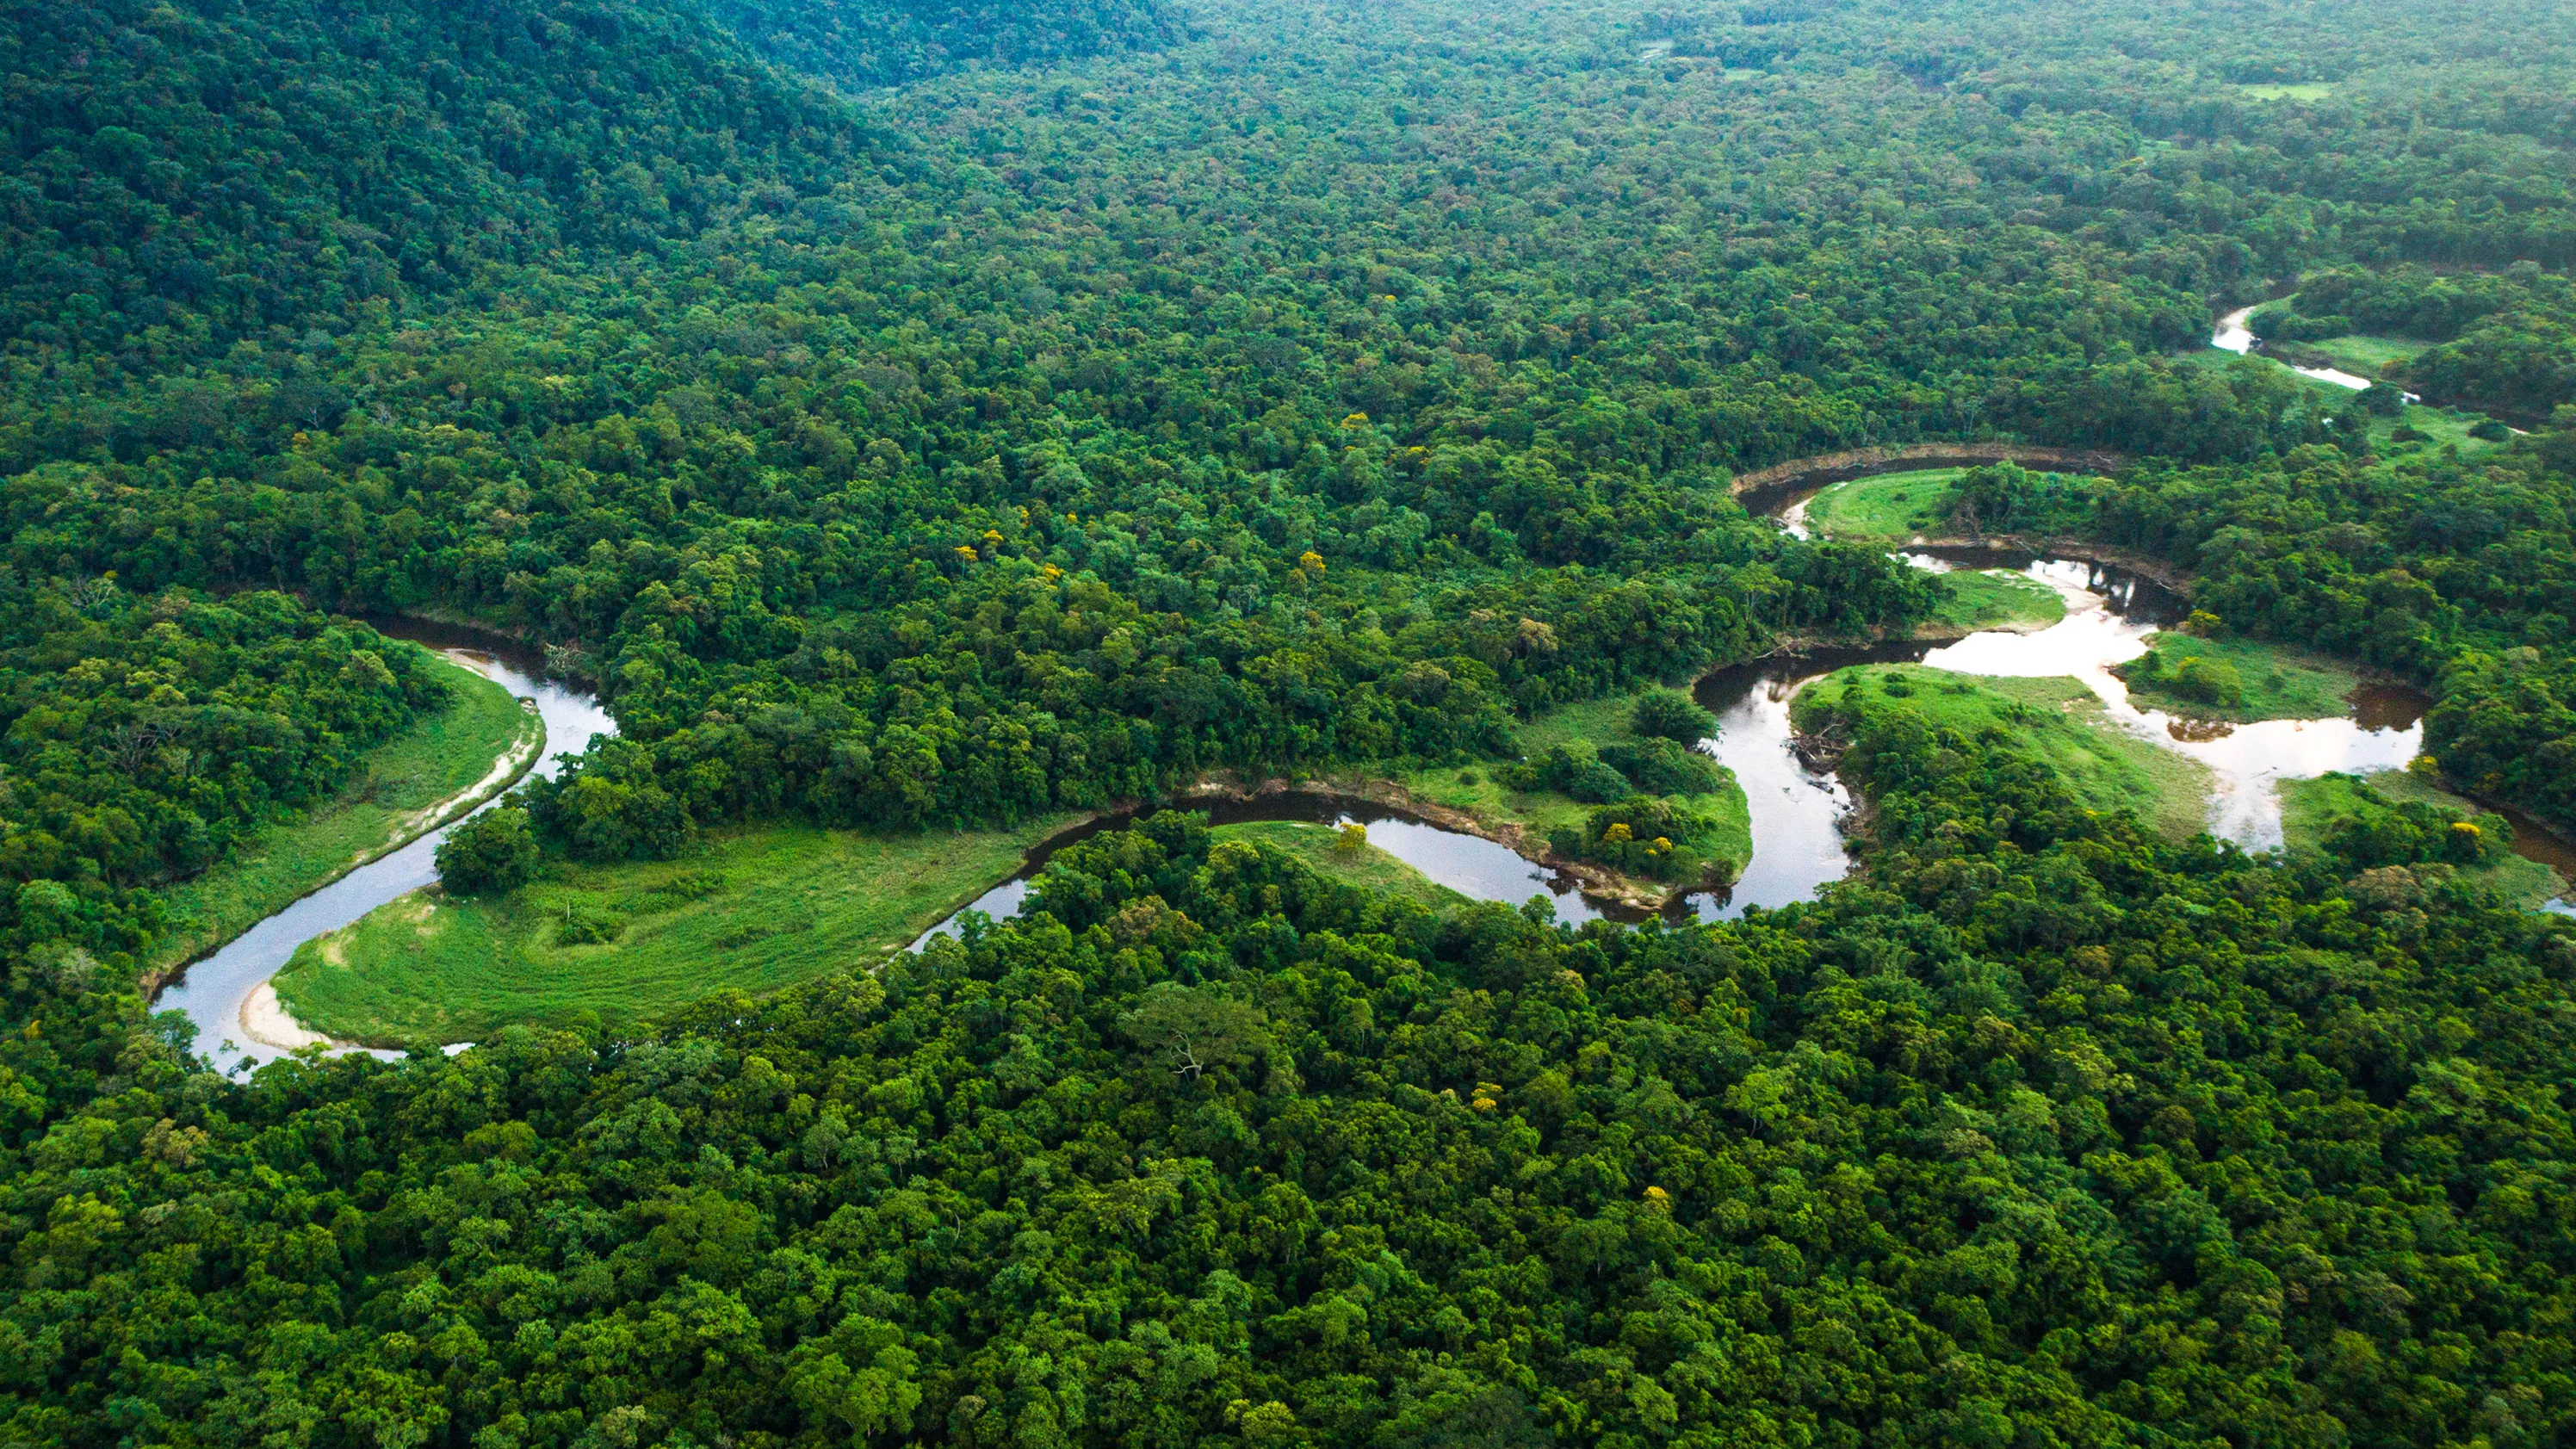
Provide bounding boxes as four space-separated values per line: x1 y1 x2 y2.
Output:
1799 665 2214 841
2300 334 2428 376
1802 468 1966 542
2114 631 2362 722
274 818 1075 1043
149 651 539 973
1798 472 2065 634
1388 761 1754 887
2280 771 2568 910
1382 684 1756 886
2383 404 2510 456
1214 820 1469 910
1930 569 2067 634
2181 348 2508 457
2238 82 2335 101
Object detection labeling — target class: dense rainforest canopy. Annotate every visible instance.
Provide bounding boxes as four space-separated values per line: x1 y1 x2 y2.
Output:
7 0 2576 1445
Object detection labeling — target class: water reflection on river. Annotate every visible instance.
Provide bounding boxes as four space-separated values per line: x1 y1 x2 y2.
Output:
155 623 615 1075
1663 543 2467 919
911 793 1621 948
1916 556 2424 847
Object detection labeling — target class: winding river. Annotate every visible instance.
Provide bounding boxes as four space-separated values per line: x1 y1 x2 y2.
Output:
154 624 614 1076
914 504 2566 938
2211 304 2399 393
1683 480 2572 918
913 792 1625 952
159 301 2568 1068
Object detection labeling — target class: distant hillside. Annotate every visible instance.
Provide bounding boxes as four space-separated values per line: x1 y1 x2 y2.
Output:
0 0 864 361
703 0 1181 89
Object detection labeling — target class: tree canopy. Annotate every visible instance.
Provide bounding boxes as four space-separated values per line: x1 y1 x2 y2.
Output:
5 0 2576 1444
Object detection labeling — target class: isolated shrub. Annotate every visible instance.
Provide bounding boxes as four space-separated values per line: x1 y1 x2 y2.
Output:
437 806 539 896
2170 655 2246 708
1632 690 1716 743
1598 738 1727 796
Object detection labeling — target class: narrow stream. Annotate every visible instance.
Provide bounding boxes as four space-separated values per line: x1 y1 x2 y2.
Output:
913 793 1626 950
169 429 2566 1065
1700 455 2569 913
2211 304 2397 392
154 623 614 1076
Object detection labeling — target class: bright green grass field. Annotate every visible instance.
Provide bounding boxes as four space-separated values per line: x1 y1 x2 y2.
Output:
1931 568 2068 634
2384 404 2511 455
1216 820 1470 911
2238 82 2335 101
275 818 1078 1043
2280 771 2568 910
275 812 1477 1046
1798 665 2215 841
149 650 539 974
2300 334 2427 376
2181 347 2506 457
2113 631 2362 723
1802 468 1966 542
1387 684 1755 885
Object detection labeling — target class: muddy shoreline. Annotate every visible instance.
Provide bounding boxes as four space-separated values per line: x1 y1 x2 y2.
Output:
1729 443 2130 500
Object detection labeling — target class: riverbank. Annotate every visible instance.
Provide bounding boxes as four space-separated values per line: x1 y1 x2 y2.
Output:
1727 442 2130 498
273 804 1503 1044
140 647 542 992
2281 771 2570 910
1795 665 2217 843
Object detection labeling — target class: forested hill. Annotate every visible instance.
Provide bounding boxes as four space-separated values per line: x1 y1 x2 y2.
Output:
1 0 864 360
0 0 1176 378
703 0 1182 90
19 0 2576 860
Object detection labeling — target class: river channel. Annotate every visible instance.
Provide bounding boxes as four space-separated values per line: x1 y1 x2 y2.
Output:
155 622 615 1075
2211 304 2402 393
161 307 2569 1069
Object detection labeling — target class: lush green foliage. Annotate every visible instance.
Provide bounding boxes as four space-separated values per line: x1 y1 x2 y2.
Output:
15 703 2576 1447
705 0 1177 89
16 0 2574 850
1504 740 1644 807
2278 771 2567 912
1595 738 1728 799
1946 461 2096 538
2309 777 2513 873
146 650 535 972
7 1 2576 1446
0 585 444 981
1547 794 1729 882
276 820 1068 1043
437 806 542 896
2108 631 2361 725
2088 420 2576 827
1629 690 1713 746
2256 265 2576 417
2134 648 2245 707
